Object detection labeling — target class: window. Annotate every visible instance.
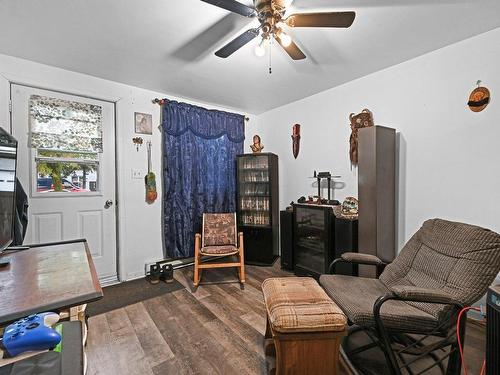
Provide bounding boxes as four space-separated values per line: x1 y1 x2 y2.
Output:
29 95 103 194
35 150 99 193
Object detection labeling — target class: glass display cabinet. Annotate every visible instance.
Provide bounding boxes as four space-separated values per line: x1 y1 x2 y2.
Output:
237 153 279 265
293 204 334 278
293 203 358 278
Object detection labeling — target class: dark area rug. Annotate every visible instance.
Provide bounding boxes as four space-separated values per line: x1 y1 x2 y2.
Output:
87 278 184 316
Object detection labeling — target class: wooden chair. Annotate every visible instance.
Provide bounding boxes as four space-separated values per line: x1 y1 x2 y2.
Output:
193 213 245 288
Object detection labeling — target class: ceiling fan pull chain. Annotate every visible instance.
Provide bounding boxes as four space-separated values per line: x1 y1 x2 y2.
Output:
269 37 273 74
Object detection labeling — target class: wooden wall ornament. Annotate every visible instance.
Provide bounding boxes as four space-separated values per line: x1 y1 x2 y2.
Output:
349 109 374 165
292 124 301 159
145 141 157 204
468 82 490 112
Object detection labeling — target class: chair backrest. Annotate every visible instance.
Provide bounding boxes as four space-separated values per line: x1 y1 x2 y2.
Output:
202 213 237 247
380 219 500 309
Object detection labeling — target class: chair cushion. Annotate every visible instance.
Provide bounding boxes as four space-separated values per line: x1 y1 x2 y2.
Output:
380 219 500 320
200 245 239 256
319 274 440 334
262 277 347 333
203 213 237 246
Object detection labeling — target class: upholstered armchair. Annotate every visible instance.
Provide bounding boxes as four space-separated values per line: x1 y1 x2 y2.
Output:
193 213 245 288
320 218 500 375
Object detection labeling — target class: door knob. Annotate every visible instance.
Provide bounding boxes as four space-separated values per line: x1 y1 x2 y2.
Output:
104 199 113 209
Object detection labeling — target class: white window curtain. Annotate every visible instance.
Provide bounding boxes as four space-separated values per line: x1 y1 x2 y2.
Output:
29 95 103 153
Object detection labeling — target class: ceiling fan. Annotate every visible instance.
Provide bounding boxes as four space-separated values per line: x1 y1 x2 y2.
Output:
201 0 356 61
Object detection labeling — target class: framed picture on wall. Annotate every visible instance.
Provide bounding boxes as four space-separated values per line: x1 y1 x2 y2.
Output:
134 112 153 135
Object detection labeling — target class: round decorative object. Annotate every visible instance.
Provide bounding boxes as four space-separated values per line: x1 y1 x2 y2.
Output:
468 87 490 112
333 197 359 219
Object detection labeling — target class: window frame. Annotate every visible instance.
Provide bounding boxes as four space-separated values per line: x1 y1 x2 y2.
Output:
30 147 103 198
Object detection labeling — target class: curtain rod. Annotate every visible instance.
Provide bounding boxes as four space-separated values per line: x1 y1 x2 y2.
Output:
152 98 250 122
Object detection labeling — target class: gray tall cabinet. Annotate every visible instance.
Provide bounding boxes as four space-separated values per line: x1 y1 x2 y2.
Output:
358 125 396 277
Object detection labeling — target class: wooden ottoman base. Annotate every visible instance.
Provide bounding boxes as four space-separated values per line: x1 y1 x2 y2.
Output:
261 278 348 375
265 318 346 375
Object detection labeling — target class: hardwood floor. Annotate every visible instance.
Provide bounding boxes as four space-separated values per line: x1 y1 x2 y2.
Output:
85 262 486 375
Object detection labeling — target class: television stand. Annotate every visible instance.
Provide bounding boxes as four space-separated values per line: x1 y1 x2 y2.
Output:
0 239 101 374
0 239 102 325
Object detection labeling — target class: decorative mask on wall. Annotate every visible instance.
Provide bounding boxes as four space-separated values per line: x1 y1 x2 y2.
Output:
250 134 264 153
349 109 374 165
468 81 490 112
292 124 301 159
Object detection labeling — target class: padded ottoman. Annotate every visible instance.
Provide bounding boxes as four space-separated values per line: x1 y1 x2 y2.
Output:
262 277 347 375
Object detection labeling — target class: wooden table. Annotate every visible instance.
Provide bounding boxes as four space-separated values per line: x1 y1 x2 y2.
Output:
0 239 103 326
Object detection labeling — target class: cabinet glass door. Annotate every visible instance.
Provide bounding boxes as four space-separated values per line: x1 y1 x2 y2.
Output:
238 155 270 227
295 207 327 273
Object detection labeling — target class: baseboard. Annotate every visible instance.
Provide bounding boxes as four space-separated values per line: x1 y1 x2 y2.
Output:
99 274 119 287
467 316 486 328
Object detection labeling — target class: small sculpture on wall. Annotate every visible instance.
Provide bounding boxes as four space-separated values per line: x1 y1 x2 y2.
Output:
132 137 143 152
250 134 264 153
349 109 374 165
468 81 490 112
292 124 301 159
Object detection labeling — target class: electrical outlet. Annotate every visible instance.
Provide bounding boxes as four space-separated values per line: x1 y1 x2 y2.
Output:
131 169 143 179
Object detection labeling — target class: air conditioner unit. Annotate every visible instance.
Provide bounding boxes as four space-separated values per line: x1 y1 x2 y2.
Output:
486 284 500 375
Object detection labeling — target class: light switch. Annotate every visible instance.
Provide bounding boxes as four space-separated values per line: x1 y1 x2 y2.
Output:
131 169 143 179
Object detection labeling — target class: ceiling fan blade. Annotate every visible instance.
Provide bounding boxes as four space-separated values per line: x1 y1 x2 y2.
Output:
215 28 260 58
201 0 257 18
285 11 356 28
275 35 306 60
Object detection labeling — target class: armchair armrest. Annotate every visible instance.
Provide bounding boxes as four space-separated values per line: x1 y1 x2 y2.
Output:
328 252 388 276
341 252 386 265
389 285 459 305
372 286 464 369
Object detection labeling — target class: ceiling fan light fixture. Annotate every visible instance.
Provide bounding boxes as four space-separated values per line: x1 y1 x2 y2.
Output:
279 31 292 47
254 39 266 57
204 0 355 63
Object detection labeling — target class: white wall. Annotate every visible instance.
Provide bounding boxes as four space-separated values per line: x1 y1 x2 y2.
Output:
2 26 499 283
251 27 500 284
0 53 256 281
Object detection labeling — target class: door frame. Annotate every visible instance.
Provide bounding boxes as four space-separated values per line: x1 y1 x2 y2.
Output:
2 73 123 284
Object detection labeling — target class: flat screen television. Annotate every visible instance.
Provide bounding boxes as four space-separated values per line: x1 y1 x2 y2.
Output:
0 127 17 252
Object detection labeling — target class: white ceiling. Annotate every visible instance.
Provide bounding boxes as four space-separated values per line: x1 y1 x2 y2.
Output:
0 0 499 114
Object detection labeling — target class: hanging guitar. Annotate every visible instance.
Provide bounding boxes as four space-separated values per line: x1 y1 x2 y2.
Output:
145 141 157 204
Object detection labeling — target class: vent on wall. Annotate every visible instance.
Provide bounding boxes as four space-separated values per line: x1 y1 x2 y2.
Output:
486 285 500 375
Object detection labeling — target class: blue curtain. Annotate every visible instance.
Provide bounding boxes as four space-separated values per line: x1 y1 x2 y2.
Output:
162 100 245 259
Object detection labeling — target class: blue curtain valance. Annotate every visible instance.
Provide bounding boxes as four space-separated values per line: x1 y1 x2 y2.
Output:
162 100 245 143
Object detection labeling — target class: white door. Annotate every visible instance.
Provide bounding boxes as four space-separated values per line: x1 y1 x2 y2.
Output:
11 84 117 283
